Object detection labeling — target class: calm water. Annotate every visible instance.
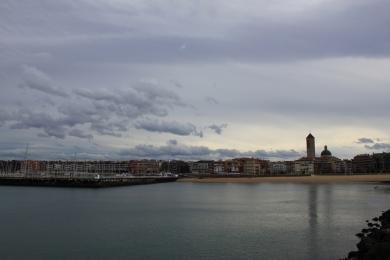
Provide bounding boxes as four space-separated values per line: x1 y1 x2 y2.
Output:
0 182 389 260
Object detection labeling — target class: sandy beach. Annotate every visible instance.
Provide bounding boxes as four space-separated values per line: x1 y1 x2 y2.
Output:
178 174 390 183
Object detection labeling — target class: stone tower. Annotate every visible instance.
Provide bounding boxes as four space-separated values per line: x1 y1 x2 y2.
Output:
306 133 315 159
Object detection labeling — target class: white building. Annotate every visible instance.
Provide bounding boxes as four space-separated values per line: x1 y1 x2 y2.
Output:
213 161 225 174
294 159 314 175
269 162 288 175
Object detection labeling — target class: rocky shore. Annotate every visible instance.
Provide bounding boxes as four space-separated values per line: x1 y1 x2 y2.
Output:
341 209 390 260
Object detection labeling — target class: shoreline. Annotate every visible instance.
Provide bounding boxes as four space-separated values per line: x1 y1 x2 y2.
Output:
178 174 390 183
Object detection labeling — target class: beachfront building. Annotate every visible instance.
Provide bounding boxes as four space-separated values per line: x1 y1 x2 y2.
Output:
242 158 268 175
214 161 225 174
352 154 376 173
269 161 288 175
190 160 214 175
285 161 295 174
373 152 390 173
129 160 159 175
335 159 353 174
315 145 337 174
243 158 259 175
223 159 242 174
160 160 190 175
351 153 390 174
311 145 352 175
294 158 314 175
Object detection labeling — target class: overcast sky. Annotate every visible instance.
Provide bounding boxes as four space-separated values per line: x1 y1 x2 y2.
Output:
1 0 390 160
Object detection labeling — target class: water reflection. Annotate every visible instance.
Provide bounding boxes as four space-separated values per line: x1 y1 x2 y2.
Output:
308 185 319 259
307 184 334 259
323 185 334 227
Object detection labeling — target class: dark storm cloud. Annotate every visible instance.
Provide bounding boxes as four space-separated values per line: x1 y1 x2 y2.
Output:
356 138 374 144
20 65 68 97
135 119 203 137
208 124 227 135
118 140 301 160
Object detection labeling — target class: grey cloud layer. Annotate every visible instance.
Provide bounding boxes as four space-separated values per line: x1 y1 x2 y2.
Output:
0 66 201 139
0 141 114 160
1 0 390 64
119 140 301 160
135 119 203 137
356 138 390 151
0 66 228 140
20 65 68 97
73 82 185 118
357 138 374 144
1 0 390 160
0 139 301 161
208 124 228 135
205 97 219 105
68 129 93 140
365 143 390 150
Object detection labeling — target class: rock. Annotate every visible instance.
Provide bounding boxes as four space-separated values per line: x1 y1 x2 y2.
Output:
342 209 390 260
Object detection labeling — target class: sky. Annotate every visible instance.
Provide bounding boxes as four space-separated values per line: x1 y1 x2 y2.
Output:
1 0 390 161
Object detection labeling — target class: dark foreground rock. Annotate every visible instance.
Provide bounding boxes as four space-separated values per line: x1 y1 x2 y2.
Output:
341 209 390 260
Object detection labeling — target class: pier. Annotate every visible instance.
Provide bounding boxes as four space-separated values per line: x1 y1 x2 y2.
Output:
0 174 178 188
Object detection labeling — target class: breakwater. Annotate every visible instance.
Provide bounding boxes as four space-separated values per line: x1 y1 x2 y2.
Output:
0 175 178 187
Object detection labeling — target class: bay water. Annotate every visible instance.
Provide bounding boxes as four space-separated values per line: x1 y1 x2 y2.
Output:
0 182 389 260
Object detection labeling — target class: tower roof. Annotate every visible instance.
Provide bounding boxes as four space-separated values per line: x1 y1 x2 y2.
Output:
306 133 314 139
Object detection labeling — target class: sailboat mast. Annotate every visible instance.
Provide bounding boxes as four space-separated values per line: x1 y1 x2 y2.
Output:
24 143 29 176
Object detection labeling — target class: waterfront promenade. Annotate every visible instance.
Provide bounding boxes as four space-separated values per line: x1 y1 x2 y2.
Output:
179 174 390 183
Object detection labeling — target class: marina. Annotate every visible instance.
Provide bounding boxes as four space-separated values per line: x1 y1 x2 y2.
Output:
0 160 178 187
